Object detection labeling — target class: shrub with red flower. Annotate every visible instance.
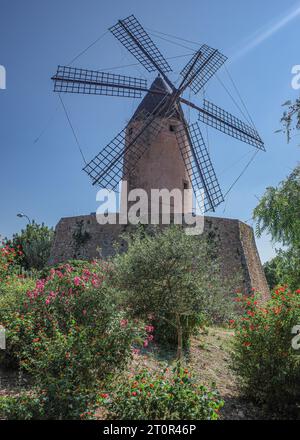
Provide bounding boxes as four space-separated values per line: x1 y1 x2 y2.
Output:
0 260 146 419
231 287 300 411
0 244 21 282
22 261 108 329
100 364 223 420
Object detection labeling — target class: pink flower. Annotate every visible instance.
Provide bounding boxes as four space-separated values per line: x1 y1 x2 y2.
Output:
120 319 128 328
82 309 87 316
73 276 81 286
132 348 140 355
143 339 149 348
91 278 99 287
36 280 45 292
145 325 154 333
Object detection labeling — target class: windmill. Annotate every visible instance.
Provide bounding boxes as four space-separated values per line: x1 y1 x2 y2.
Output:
51 15 265 214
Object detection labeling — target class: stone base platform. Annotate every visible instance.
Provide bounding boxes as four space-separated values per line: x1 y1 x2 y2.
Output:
49 214 270 300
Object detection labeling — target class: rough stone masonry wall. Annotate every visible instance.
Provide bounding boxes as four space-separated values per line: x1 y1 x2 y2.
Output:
49 214 270 300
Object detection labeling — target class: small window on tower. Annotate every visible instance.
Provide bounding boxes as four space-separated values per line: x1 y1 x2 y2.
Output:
128 127 133 136
169 125 175 132
183 180 189 190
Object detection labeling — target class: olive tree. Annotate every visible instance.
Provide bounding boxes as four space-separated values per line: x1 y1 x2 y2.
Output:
112 226 234 360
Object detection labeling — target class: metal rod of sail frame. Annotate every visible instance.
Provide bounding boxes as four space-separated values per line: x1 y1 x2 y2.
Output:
117 19 175 92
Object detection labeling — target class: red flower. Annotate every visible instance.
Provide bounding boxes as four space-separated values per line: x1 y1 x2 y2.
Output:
73 276 81 286
132 391 137 396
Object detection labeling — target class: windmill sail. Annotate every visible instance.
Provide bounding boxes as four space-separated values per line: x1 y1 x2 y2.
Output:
52 66 147 98
109 15 172 74
83 110 164 190
180 45 227 94
198 99 265 150
176 122 224 213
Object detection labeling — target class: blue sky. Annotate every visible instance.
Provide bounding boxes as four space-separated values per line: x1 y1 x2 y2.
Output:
0 0 299 262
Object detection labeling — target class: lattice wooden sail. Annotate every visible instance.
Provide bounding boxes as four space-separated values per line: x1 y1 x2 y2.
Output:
51 14 265 213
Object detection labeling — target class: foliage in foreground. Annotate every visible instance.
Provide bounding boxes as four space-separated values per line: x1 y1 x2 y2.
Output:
0 261 145 419
4 222 54 271
113 226 236 359
254 164 300 290
0 244 22 282
231 287 300 413
263 248 300 291
0 393 45 420
100 364 223 420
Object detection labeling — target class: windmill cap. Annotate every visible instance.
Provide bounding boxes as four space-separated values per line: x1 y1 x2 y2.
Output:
130 76 181 122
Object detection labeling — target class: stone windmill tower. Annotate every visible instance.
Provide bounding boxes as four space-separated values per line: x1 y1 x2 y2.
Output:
49 15 270 299
122 76 193 215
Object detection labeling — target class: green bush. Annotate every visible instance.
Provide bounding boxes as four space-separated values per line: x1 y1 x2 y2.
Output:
263 249 300 291
231 287 300 413
0 244 23 282
112 226 234 359
0 261 146 419
0 274 39 369
101 364 223 420
0 393 45 420
4 222 54 271
152 313 207 349
0 274 35 300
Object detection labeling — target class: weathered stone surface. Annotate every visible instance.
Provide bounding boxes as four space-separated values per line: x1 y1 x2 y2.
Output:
49 214 270 300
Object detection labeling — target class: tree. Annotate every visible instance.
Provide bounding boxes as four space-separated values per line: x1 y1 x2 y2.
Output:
254 165 300 289
5 222 54 271
254 165 300 248
112 226 234 361
280 98 300 144
263 249 300 291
